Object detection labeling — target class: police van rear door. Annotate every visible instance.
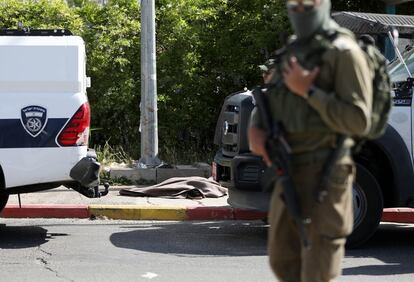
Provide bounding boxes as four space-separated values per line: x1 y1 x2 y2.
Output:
0 30 90 188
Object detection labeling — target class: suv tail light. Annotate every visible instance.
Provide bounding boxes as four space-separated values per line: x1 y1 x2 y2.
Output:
58 103 90 146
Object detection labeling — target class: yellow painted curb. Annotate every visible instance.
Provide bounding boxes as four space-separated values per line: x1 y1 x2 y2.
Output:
88 205 187 220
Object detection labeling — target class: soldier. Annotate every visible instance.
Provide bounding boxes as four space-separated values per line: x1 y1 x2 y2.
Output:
248 0 373 281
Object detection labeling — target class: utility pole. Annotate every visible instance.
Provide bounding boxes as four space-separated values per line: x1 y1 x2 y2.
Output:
139 0 161 167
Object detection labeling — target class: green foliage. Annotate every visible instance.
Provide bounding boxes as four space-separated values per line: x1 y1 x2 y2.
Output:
332 0 385 12
155 0 289 162
0 0 83 31
0 0 410 164
77 0 141 158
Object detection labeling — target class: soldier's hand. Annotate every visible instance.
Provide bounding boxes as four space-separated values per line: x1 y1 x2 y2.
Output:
248 127 272 167
283 57 319 97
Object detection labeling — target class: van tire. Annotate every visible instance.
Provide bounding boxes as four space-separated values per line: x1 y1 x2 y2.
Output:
346 164 383 248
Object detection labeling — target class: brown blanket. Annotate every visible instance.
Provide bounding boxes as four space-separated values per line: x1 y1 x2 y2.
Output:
119 177 227 199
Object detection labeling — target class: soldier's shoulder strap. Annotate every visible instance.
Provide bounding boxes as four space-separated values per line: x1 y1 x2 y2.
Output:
330 27 361 52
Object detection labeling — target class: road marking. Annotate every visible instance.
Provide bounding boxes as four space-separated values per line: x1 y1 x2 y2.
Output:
141 272 158 279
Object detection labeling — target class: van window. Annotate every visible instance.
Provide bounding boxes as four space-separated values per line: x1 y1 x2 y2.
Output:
0 41 82 93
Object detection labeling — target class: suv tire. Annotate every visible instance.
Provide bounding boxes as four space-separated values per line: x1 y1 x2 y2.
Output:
346 164 383 248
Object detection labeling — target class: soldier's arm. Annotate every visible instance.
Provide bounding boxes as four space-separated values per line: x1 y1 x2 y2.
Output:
248 108 271 166
306 47 373 136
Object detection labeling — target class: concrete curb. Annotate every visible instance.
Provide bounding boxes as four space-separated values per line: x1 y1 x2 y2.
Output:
2 205 411 223
0 204 267 221
1 204 89 219
88 205 188 220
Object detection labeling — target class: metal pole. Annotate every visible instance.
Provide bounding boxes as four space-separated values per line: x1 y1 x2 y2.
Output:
388 30 412 77
139 0 161 167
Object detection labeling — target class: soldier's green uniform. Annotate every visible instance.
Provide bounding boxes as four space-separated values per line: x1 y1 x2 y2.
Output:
249 1 373 281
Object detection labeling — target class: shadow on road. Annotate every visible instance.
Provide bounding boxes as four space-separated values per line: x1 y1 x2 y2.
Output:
343 223 414 276
0 223 67 249
110 221 268 256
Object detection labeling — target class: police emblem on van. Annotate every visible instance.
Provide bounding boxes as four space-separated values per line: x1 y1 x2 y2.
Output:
20 106 48 137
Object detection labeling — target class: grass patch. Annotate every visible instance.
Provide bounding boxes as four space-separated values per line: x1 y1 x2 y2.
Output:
95 142 134 185
159 144 216 165
95 141 215 185
95 142 133 167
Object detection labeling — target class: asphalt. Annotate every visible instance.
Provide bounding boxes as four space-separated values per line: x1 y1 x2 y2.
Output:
1 185 412 223
0 185 267 221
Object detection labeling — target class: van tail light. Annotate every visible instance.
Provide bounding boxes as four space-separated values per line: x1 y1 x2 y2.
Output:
58 103 90 146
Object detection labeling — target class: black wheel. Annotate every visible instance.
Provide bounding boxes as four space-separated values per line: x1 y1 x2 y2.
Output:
346 164 383 248
0 193 8 213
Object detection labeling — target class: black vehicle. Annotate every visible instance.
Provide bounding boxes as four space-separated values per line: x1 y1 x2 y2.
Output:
213 12 414 247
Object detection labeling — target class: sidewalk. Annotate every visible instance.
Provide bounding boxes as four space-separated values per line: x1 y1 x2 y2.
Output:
2 185 412 223
0 186 267 221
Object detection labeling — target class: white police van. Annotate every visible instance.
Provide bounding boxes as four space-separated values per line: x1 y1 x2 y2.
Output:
0 29 108 214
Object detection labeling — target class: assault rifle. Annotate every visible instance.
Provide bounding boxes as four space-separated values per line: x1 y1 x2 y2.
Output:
251 86 311 249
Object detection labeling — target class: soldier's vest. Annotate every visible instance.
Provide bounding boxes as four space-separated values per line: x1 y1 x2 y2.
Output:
266 28 389 153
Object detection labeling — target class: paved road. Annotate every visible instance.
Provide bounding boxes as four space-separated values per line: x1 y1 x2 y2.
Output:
0 219 413 282
341 222 414 282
